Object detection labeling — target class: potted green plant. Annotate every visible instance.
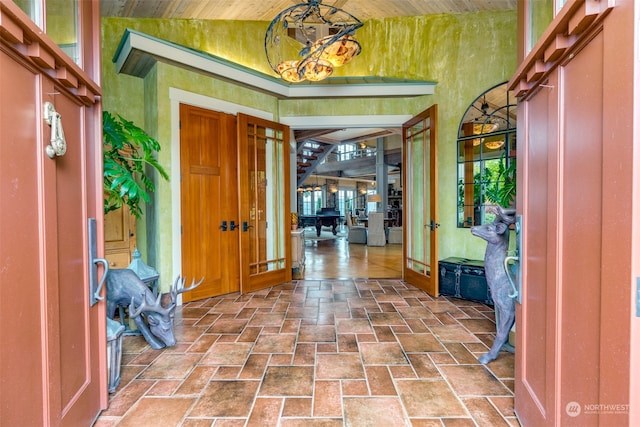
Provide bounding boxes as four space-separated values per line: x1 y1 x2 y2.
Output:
102 111 169 218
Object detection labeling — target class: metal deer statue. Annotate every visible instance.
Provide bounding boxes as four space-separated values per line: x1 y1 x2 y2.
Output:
470 206 517 364
106 269 203 349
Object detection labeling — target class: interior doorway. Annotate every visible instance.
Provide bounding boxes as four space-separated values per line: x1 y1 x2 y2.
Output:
292 124 405 280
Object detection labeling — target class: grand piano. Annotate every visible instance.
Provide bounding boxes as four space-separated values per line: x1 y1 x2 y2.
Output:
299 208 343 236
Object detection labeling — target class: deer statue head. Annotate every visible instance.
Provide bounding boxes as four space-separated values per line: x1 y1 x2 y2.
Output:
128 275 204 348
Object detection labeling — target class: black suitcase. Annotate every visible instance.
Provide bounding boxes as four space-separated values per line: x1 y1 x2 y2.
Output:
438 257 493 306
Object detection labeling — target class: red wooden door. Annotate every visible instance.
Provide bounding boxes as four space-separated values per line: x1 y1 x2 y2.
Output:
511 2 636 425
0 2 106 425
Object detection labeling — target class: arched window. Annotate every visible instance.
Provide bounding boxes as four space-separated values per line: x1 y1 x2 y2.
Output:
457 82 517 227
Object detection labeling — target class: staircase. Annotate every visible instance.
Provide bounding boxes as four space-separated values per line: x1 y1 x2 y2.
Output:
295 132 339 187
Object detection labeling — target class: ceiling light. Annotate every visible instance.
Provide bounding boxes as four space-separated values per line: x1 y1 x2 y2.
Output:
484 139 505 150
265 0 363 83
472 122 498 146
473 122 498 134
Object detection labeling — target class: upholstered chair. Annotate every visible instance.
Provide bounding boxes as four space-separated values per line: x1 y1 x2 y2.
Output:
366 212 386 246
345 213 367 244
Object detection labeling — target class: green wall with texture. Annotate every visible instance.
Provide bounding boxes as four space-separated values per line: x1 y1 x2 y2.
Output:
100 10 517 288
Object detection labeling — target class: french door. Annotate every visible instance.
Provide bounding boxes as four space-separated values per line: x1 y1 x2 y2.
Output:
238 114 291 293
180 108 290 298
402 105 439 296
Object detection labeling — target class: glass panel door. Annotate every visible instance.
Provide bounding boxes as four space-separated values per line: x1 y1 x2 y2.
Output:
238 114 291 293
402 105 438 296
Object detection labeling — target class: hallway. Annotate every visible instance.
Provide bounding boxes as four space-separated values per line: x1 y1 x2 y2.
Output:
301 225 403 279
95 277 517 426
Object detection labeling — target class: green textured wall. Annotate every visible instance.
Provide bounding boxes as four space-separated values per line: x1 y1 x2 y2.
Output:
101 10 517 284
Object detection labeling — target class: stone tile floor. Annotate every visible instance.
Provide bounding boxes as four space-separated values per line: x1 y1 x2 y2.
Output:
95 279 519 426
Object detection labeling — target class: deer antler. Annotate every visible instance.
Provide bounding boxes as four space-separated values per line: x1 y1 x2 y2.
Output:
129 292 175 318
169 276 205 304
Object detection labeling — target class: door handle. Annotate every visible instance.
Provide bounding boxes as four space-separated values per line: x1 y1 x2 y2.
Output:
242 221 254 232
88 218 109 306
503 256 519 299
220 221 228 231
429 220 440 231
229 220 238 231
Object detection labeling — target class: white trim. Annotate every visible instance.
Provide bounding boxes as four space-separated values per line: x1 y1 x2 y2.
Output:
169 99 182 304
281 114 412 129
169 88 274 120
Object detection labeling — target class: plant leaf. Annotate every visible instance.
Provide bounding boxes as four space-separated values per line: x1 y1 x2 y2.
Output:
103 111 169 218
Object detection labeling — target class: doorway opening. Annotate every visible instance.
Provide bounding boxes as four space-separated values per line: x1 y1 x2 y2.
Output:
292 126 404 279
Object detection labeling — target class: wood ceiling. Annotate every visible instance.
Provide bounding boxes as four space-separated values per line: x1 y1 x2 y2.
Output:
100 0 517 21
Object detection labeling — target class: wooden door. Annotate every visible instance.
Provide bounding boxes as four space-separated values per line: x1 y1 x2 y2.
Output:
511 2 636 425
402 105 439 296
0 2 106 424
180 104 239 301
238 113 291 294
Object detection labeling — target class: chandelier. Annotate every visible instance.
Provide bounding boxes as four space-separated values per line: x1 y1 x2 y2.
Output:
472 122 499 146
265 0 363 83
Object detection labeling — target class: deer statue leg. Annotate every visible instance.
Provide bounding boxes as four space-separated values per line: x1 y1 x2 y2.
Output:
106 300 116 320
479 289 515 364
